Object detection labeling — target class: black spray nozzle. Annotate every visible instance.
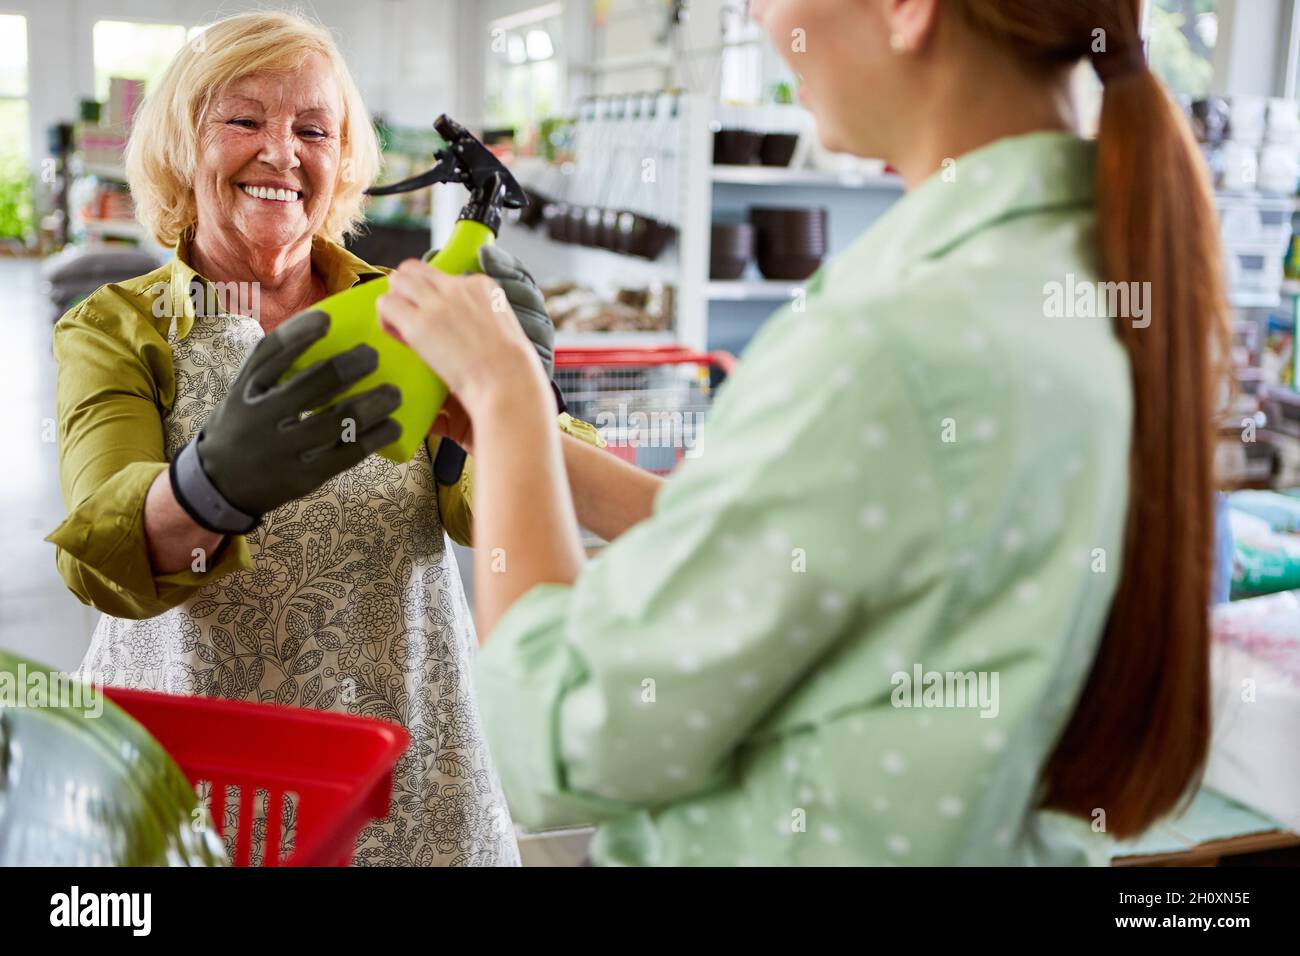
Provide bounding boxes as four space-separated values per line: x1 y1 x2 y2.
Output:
364 114 528 234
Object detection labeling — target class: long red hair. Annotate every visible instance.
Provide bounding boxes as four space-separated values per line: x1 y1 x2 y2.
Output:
951 0 1232 838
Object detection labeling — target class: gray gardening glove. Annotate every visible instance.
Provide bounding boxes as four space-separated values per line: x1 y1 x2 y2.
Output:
170 309 402 534
478 244 555 379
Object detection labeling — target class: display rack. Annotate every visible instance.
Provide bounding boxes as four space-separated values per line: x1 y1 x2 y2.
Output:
65 155 165 257
706 279 802 301
490 93 905 354
711 164 903 190
491 90 713 351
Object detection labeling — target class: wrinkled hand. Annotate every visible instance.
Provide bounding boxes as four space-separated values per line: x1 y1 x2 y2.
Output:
378 260 547 414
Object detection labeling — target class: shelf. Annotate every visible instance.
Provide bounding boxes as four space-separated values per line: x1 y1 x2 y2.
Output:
707 279 805 301
712 164 903 190
1231 290 1283 309
80 218 146 241
571 51 673 74
77 161 128 181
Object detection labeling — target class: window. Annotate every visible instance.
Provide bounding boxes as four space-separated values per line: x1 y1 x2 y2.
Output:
0 13 31 240
1148 0 1219 98
485 4 564 133
92 20 189 101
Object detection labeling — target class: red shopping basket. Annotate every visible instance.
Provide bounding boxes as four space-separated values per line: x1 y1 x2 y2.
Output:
555 345 736 476
102 686 410 867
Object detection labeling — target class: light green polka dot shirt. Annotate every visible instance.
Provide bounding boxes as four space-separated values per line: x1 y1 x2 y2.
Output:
475 131 1130 865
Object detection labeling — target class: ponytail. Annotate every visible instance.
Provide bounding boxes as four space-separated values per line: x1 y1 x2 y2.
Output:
954 0 1232 838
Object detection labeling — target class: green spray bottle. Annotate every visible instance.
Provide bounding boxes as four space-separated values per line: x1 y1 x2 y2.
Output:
283 115 528 477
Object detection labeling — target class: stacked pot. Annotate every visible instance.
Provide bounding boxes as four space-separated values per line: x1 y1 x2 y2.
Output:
543 202 675 259
709 223 754 279
750 207 827 280
713 130 799 167
709 207 828 281
712 103 804 168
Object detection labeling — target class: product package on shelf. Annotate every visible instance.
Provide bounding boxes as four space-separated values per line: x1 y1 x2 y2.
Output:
105 77 145 131
1228 506 1300 597
1261 311 1295 388
1228 489 1300 532
1204 589 1300 829
1201 96 1300 195
543 280 673 334
75 125 127 170
365 121 441 229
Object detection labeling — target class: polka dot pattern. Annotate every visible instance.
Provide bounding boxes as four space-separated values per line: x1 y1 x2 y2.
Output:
475 131 1126 868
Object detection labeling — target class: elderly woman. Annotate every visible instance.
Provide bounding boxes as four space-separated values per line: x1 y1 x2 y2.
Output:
46 11 594 867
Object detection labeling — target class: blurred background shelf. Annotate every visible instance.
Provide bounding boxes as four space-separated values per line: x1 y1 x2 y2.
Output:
79 218 146 241
556 330 677 347
712 164 902 190
74 161 127 182
706 279 803 301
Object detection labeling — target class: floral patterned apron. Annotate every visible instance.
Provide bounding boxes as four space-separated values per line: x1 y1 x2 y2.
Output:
78 306 520 867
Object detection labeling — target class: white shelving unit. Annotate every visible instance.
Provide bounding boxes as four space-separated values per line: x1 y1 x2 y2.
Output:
75 161 129 182
81 218 147 242
485 96 903 355
1232 289 1289 309
495 92 715 352
65 155 168 258
706 279 801 301
712 164 903 191
707 149 902 354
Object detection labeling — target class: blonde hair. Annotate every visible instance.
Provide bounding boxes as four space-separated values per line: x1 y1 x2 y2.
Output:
126 10 381 246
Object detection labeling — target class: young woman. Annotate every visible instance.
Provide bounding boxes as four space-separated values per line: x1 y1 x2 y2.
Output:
377 0 1229 865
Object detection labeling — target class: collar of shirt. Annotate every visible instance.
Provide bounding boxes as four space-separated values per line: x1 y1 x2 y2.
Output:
811 130 1096 296
164 233 388 340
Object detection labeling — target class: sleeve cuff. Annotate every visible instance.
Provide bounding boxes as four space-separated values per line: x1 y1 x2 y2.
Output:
46 460 254 610
154 533 254 593
558 412 606 448
475 583 625 830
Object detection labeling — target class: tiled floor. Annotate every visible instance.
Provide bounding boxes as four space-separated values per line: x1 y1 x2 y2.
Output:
0 256 99 670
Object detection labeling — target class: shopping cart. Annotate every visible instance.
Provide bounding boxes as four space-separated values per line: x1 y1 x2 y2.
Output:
556 345 737 476
102 686 410 867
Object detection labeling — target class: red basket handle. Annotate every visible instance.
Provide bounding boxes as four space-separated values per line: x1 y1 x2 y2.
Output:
555 345 737 374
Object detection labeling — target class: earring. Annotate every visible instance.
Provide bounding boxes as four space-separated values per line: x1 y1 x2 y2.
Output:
890 32 908 53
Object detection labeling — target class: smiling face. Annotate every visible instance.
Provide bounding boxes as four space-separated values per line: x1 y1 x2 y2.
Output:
193 53 344 254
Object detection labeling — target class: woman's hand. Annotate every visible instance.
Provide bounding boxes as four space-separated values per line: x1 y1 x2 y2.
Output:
378 260 549 416
380 261 584 641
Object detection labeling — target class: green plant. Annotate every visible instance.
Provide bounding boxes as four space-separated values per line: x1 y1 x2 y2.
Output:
1149 0 1218 98
0 153 34 242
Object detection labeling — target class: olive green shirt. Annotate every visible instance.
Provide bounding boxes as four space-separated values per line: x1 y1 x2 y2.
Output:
47 235 599 621
475 132 1130 865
